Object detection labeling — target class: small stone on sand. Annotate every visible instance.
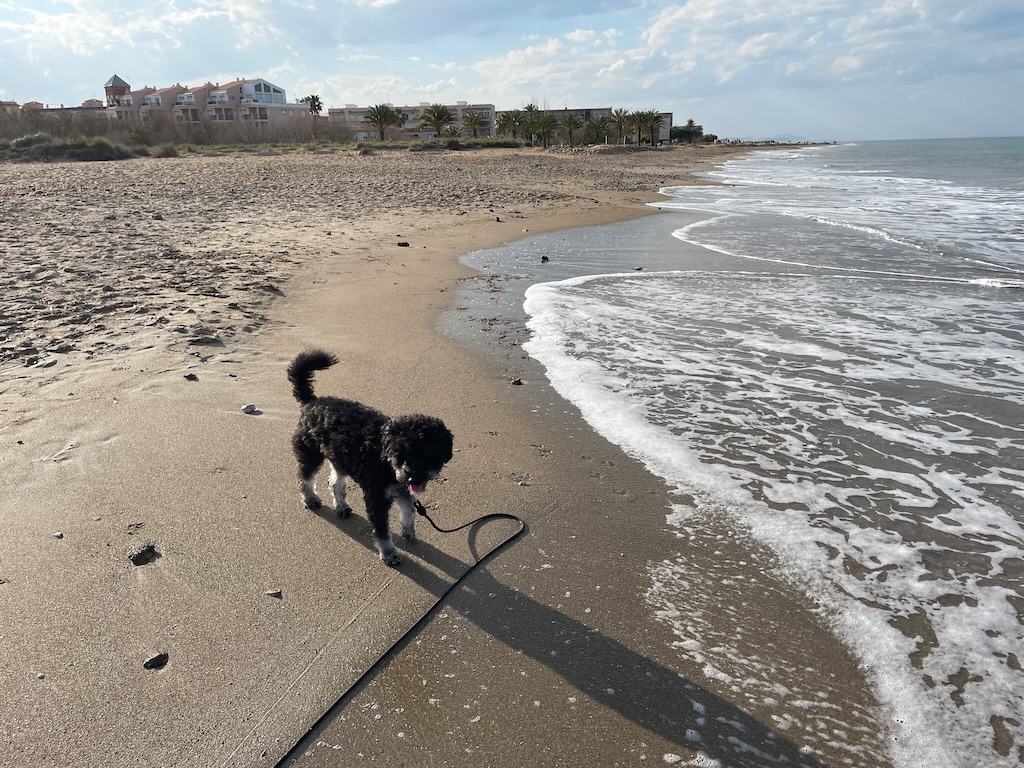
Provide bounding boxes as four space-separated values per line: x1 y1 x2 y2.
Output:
129 542 160 566
144 651 169 670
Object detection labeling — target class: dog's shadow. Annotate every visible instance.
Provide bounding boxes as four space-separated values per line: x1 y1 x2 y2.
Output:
301 505 832 768
308 502 507 579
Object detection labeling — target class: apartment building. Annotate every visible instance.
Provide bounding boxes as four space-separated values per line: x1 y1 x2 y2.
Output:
328 101 496 140
5 77 673 143
99 75 309 128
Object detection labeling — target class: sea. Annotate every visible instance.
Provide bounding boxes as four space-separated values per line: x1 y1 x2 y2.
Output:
447 138 1024 768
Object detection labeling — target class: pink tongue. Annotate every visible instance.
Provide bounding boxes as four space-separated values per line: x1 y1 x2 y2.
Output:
410 483 426 494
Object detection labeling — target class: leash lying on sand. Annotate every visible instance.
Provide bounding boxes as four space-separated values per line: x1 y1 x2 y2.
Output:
413 498 522 534
270 502 527 767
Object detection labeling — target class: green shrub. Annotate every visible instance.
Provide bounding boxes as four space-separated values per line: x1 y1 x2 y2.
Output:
153 143 179 158
73 138 131 160
127 126 152 146
11 131 53 148
4 135 132 162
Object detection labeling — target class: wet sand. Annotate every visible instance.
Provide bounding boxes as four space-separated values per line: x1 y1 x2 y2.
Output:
0 145 892 767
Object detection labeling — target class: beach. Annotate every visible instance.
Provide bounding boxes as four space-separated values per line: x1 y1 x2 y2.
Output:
0 144 890 768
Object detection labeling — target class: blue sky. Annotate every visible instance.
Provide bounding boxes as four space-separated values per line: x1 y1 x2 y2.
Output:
1 0 1021 141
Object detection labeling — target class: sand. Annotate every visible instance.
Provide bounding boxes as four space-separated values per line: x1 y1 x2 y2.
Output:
0 145 892 768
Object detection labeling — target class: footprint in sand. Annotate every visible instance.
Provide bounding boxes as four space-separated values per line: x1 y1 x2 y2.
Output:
50 442 78 463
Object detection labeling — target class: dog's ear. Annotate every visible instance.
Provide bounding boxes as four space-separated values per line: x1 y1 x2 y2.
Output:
381 419 401 465
438 424 454 463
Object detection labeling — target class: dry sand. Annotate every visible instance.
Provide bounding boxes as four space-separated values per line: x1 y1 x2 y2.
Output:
0 145 892 768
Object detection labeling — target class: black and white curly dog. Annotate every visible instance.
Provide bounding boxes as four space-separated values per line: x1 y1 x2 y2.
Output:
288 349 454 566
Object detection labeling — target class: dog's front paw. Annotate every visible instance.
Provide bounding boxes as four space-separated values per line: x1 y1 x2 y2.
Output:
401 525 416 542
303 496 322 511
336 504 352 518
380 549 402 567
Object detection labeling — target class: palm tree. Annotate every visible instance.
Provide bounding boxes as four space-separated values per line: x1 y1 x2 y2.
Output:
586 115 611 144
521 103 540 145
642 110 657 145
680 118 703 144
300 94 324 143
300 94 323 117
630 110 647 145
644 110 665 145
364 103 404 141
610 108 631 145
533 112 558 149
560 113 584 148
461 110 485 138
495 110 522 139
418 103 455 139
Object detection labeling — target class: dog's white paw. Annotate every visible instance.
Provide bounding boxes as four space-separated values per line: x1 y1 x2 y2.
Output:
380 549 402 567
401 526 416 542
336 504 352 518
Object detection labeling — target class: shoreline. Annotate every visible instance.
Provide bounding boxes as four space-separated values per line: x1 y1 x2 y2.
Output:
0 144 890 768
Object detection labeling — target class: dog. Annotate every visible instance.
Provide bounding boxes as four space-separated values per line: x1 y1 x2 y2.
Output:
287 349 454 566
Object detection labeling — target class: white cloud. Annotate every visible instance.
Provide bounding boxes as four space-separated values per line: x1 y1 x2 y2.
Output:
735 32 775 59
565 29 596 42
831 55 862 75
421 77 460 95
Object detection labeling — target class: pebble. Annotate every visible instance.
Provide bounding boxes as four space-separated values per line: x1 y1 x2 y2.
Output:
53 531 64 539
143 651 169 670
241 403 258 414
129 542 160 566
265 589 283 599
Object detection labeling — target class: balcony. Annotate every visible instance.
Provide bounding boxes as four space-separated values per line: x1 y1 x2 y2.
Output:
206 108 235 121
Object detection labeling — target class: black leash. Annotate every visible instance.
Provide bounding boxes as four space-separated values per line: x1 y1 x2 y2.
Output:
268 502 527 767
413 498 521 534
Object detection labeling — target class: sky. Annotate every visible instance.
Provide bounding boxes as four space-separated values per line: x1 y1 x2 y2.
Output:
1 0 1022 141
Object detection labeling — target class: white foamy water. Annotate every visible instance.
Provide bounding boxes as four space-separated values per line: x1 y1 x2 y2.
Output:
519 139 1024 768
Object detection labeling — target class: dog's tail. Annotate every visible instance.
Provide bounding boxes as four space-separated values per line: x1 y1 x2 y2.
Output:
287 349 339 404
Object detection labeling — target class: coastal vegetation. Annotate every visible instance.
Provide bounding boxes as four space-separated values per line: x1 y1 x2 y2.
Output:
0 96 714 162
364 104 405 140
0 131 135 161
418 103 456 137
